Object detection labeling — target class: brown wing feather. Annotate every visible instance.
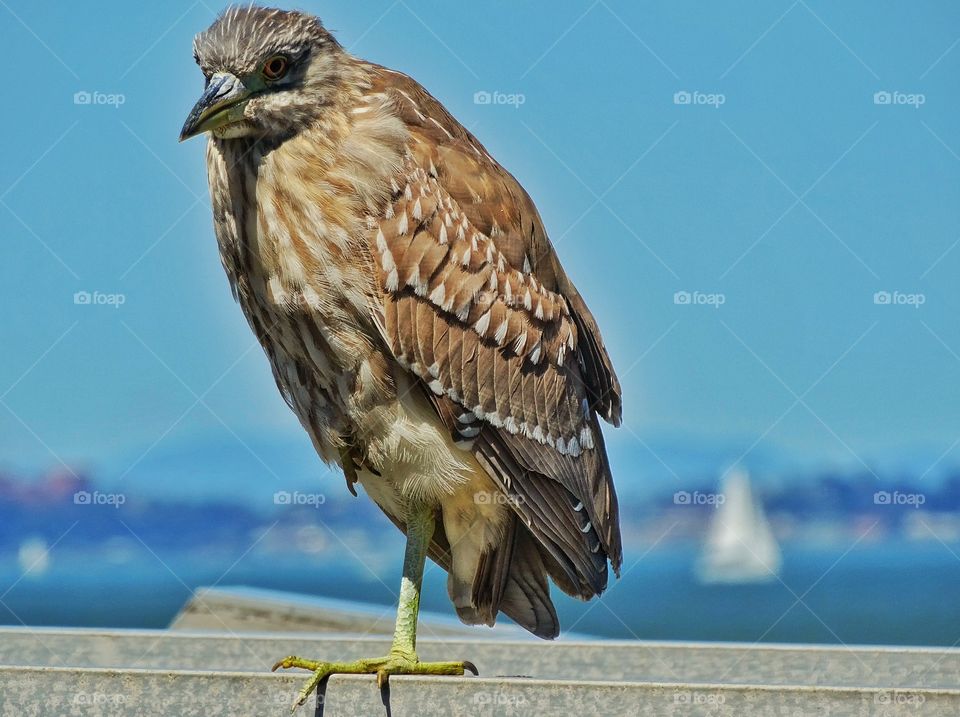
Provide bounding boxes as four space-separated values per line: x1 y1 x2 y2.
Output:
370 67 622 425
368 67 623 610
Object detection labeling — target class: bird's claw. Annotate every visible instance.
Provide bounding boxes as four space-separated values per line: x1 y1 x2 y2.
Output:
338 446 360 497
462 659 479 676
272 652 477 712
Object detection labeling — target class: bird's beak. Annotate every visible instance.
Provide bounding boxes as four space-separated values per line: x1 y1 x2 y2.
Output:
179 72 251 142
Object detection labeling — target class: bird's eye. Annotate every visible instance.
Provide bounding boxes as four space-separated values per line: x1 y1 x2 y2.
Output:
262 55 290 81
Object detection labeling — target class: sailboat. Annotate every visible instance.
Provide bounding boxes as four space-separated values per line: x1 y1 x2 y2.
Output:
696 467 782 584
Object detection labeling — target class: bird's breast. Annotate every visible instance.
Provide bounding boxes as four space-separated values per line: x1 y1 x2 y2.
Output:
205 137 387 461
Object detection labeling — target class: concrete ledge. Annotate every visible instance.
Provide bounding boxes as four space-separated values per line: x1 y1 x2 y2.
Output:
1 666 956 717
0 627 957 689
4 587 958 715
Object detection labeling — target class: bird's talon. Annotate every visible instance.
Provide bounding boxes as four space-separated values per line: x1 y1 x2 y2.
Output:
272 656 321 672
295 688 311 707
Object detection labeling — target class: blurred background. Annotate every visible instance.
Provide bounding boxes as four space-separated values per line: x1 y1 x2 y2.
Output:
1 0 959 646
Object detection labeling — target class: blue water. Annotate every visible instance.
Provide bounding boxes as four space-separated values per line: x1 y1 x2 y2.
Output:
2 541 957 647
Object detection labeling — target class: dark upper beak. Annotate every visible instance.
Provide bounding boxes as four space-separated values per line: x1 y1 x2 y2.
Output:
179 72 251 142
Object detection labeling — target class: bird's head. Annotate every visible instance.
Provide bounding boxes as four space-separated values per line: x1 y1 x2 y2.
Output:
180 5 343 142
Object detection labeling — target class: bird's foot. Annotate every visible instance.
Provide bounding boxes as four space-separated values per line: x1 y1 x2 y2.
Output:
271 650 478 712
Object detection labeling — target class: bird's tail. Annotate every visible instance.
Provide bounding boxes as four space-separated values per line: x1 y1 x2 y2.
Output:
456 514 559 639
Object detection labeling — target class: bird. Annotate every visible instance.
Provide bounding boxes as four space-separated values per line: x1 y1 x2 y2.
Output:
180 5 623 710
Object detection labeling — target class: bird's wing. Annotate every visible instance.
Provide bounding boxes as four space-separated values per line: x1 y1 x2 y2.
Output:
366 68 623 601
370 70 622 426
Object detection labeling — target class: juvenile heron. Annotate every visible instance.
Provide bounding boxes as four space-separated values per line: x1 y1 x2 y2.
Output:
181 5 623 710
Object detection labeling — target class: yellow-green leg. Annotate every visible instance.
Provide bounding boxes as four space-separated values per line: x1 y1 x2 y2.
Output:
271 503 477 712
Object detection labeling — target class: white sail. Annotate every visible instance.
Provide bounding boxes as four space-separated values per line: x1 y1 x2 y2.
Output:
17 536 50 578
696 468 781 584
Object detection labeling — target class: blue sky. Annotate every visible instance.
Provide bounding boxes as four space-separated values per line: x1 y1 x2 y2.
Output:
1 0 959 490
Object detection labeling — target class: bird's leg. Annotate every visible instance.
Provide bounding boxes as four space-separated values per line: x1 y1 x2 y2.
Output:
272 503 477 712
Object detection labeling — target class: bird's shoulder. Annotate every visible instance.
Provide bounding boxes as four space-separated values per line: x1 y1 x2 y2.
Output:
362 65 549 276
